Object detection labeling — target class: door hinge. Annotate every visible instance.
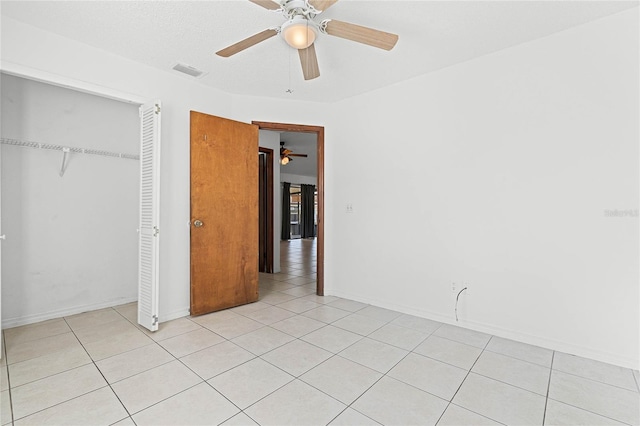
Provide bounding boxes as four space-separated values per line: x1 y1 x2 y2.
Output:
153 226 159 237
154 104 161 114
152 315 159 326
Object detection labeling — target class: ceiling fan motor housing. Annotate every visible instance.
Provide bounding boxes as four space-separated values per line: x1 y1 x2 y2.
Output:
280 15 319 49
282 0 317 16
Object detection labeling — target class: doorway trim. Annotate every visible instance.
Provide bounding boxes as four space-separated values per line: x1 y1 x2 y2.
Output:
252 121 325 296
258 146 274 274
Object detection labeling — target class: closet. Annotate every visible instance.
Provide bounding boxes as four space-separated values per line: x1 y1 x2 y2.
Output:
1 74 141 328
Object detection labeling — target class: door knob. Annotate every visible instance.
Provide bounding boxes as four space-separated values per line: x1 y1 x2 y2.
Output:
193 220 204 228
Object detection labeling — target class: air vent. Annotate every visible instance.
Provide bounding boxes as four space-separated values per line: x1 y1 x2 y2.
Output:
172 63 205 78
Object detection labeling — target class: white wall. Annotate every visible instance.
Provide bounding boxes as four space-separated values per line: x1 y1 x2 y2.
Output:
259 130 282 273
1 74 139 326
327 9 639 368
2 8 637 369
1 16 235 322
0 17 330 323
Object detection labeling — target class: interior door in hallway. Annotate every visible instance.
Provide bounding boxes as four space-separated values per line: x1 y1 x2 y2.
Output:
190 111 259 316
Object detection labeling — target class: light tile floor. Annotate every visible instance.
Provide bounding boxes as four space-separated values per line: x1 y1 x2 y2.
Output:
1 240 639 425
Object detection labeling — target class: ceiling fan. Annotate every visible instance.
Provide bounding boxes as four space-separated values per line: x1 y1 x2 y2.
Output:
216 0 399 80
280 141 307 165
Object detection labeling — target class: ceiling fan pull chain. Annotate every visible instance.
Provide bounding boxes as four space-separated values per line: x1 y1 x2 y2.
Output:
287 46 294 94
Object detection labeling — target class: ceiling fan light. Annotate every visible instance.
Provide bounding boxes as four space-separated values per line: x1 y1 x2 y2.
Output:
280 156 290 165
281 17 317 49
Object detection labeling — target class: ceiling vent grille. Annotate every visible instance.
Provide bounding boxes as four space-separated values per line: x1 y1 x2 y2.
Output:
172 63 205 78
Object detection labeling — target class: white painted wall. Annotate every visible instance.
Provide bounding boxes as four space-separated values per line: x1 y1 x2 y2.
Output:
2 9 637 370
0 17 329 324
280 173 317 186
259 130 282 273
1 17 235 322
1 74 139 326
327 9 639 368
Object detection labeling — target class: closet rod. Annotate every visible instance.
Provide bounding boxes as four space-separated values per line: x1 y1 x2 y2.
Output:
0 138 140 160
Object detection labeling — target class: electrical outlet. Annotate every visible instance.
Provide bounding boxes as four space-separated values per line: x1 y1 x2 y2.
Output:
346 203 354 213
451 282 457 293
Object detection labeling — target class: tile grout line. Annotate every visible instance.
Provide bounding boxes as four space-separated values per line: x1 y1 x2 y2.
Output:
215 307 379 423
61 313 135 424
134 327 249 420
175 309 322 423
544 396 635 426
482 346 553 368
541 351 555 425
217 245 334 421
87 310 244 422
7 314 131 424
633 369 640 393
324 403 380 426
434 334 496 426
551 367 640 393
336 324 469 424
435 333 637 394
2 330 15 426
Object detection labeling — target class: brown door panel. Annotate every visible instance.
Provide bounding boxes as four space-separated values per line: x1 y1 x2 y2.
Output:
190 111 259 316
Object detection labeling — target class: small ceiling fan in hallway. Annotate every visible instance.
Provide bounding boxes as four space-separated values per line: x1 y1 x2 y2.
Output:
216 0 399 80
280 141 307 165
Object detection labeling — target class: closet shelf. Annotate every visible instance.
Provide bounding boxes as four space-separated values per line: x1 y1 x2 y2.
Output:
0 138 140 160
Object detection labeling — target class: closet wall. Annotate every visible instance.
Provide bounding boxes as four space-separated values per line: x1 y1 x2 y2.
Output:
1 74 140 327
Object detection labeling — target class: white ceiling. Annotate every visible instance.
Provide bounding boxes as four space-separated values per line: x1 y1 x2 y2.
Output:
1 1 637 103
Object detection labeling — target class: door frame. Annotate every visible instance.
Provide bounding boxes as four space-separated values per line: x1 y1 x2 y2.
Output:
252 121 325 296
258 146 274 273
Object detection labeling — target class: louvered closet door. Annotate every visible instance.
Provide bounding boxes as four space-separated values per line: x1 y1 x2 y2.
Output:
0 145 3 354
138 101 161 331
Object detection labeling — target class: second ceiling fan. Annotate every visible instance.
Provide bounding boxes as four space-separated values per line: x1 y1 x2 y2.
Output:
216 0 399 80
280 141 307 165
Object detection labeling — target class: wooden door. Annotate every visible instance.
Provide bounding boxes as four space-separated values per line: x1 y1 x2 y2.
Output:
190 111 259 316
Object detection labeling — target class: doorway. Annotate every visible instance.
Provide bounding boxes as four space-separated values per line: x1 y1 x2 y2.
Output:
253 121 325 296
289 185 302 239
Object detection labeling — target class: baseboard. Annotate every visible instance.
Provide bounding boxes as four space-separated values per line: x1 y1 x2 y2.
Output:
4 300 203 331
160 308 191 323
1 297 138 329
329 290 639 370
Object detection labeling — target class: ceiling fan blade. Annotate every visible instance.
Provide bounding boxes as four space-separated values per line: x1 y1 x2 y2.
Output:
216 29 278 57
298 44 320 80
324 19 398 51
288 153 308 157
248 0 281 10
309 0 338 12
